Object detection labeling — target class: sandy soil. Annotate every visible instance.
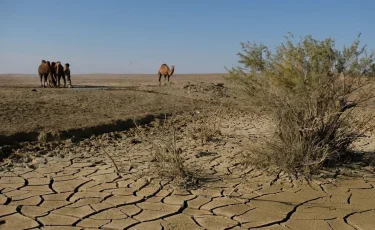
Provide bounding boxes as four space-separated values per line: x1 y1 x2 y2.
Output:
0 74 231 144
1 74 375 229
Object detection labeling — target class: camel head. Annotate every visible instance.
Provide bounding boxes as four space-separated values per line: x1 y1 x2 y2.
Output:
169 65 175 76
55 62 62 68
65 63 70 68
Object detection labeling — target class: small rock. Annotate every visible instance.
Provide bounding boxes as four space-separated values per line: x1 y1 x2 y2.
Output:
27 164 37 169
130 139 141 144
31 157 46 165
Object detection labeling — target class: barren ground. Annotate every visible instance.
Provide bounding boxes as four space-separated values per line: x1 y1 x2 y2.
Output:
0 74 375 230
0 74 234 144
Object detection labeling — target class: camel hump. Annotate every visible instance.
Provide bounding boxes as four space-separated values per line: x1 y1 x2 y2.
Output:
65 63 70 67
41 60 46 63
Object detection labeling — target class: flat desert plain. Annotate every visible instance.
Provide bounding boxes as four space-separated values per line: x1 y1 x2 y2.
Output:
0 74 375 230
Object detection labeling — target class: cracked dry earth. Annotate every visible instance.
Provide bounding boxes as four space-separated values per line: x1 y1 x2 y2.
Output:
1 113 375 230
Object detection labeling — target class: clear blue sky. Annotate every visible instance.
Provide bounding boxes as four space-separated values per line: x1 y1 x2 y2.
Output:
0 0 374 74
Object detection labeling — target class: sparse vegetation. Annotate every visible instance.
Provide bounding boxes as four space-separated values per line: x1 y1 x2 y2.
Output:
227 33 375 175
37 131 48 143
134 115 198 188
186 106 222 144
37 130 60 143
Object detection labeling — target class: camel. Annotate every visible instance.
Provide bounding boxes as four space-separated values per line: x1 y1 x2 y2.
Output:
64 63 72 88
47 61 57 87
158 64 175 84
55 61 66 87
38 60 55 88
38 60 49 88
50 62 57 86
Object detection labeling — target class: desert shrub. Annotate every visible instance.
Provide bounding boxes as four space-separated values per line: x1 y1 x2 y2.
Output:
134 115 198 188
227 33 375 175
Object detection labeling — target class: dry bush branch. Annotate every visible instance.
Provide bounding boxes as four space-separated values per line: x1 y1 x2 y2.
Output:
102 147 120 173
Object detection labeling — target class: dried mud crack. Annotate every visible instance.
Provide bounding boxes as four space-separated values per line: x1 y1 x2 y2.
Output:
250 196 323 229
1 88 375 229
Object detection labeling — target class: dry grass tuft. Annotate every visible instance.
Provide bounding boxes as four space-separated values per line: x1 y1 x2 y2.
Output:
186 106 222 144
37 130 61 143
37 131 48 143
134 115 198 188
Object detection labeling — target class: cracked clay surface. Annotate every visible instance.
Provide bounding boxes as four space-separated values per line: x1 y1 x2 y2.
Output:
1 112 375 230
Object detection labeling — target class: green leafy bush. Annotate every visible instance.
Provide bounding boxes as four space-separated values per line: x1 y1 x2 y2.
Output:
227 33 375 174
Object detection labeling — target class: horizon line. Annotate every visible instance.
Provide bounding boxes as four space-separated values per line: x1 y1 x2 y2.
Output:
0 72 229 75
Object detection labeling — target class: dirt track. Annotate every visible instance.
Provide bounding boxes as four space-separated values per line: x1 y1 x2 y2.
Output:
1 74 375 229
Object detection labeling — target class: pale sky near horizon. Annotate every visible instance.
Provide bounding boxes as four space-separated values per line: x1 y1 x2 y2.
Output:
0 0 374 74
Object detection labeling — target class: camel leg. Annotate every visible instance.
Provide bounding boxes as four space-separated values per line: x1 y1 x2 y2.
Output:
52 73 57 87
53 76 57 88
67 74 72 88
54 74 58 87
62 75 66 88
43 74 48 88
158 73 162 86
48 74 51 87
69 75 73 88
57 75 61 88
167 75 170 82
46 78 49 87
47 73 52 87
39 73 43 87
51 74 56 87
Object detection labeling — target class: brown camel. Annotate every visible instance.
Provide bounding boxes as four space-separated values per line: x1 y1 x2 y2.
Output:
55 61 66 87
64 63 72 88
38 60 55 88
158 64 175 84
47 61 57 87
50 62 57 86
